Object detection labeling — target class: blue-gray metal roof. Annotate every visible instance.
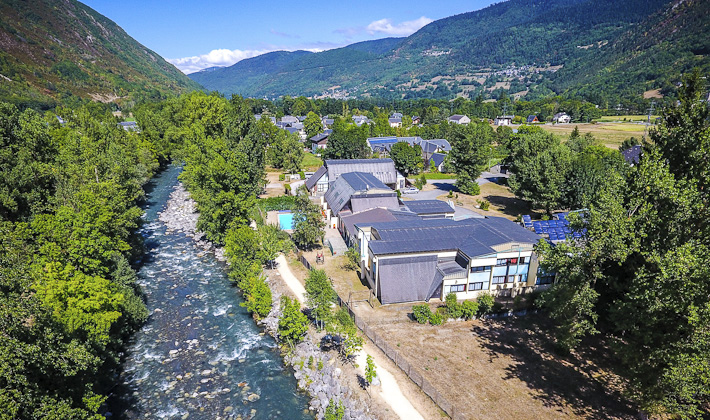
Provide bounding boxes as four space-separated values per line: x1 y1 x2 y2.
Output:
368 217 541 257
429 153 446 168
403 200 454 215
427 139 451 151
339 172 389 191
622 145 642 165
324 159 398 185
350 195 399 214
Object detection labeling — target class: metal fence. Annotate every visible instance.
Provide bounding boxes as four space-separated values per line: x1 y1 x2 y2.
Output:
298 253 312 271
335 296 466 420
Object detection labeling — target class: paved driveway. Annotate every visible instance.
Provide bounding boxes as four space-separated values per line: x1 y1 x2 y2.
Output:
402 171 510 219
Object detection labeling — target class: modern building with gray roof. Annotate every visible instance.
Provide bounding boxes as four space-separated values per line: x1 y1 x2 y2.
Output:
356 217 547 305
304 158 406 194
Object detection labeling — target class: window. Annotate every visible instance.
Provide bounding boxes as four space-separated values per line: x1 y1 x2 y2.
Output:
470 266 492 273
492 276 506 284
496 259 508 266
519 257 526 265
450 284 466 293
468 282 483 291
536 275 555 285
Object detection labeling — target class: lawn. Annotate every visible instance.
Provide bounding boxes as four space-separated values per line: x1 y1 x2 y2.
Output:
422 172 457 180
540 122 649 149
302 152 323 170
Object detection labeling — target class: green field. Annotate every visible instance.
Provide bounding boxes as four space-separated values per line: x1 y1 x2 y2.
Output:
596 115 658 123
540 122 650 149
302 152 323 170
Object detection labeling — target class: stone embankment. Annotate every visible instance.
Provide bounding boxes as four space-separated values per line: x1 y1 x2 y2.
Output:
159 182 372 420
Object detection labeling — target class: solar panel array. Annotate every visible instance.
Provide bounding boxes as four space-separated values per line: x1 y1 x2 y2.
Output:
527 216 587 241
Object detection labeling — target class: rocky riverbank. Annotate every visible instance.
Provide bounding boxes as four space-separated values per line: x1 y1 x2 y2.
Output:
159 182 372 420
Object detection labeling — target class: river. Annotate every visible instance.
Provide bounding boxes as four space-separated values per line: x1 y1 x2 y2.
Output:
111 165 312 419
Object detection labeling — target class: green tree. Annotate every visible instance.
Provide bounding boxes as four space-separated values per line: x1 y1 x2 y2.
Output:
304 111 323 139
240 275 272 319
390 142 423 176
324 399 344 420
323 119 369 159
305 269 336 325
506 127 572 214
365 354 377 388
224 225 262 285
292 188 325 249
278 296 308 344
448 124 493 195
266 131 304 173
328 307 363 359
539 72 710 418
477 293 494 316
565 145 626 209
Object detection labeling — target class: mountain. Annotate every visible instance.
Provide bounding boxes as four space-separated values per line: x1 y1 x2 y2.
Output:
0 0 201 109
191 0 708 104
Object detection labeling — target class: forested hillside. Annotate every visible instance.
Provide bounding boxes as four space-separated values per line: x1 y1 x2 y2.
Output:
192 0 708 107
0 0 201 109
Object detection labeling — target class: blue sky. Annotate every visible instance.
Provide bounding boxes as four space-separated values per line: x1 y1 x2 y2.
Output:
82 0 497 74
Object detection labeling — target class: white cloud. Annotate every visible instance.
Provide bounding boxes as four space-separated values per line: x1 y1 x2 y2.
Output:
366 16 433 36
167 48 271 74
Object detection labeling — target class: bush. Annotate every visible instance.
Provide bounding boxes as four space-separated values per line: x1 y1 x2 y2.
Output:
513 295 526 311
412 304 432 324
477 293 495 316
460 300 479 320
477 199 490 211
414 173 427 190
279 173 285 181
298 171 305 180
343 247 359 271
445 293 462 319
240 275 273 319
285 183 292 193
429 311 444 325
492 301 505 314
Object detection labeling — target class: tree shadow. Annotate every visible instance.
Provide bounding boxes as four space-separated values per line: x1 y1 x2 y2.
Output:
430 181 458 192
484 193 532 217
471 317 636 419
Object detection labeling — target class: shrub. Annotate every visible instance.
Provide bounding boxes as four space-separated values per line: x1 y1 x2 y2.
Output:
460 300 479 320
343 247 359 271
240 275 273 319
477 293 495 316
513 295 526 311
429 311 443 325
445 293 462 319
305 269 336 324
279 173 285 181
412 304 432 324
298 171 305 180
477 199 490 211
492 301 505 314
285 183 291 193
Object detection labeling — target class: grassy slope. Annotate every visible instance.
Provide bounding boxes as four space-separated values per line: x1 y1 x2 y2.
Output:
0 0 201 108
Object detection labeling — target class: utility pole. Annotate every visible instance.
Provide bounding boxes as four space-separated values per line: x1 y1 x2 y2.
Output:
644 100 656 139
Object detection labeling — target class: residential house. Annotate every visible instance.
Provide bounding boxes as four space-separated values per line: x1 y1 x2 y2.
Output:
352 115 372 126
411 116 421 125
553 112 571 123
526 115 539 123
255 114 276 124
309 133 329 152
281 115 300 125
304 158 406 194
494 115 514 126
356 217 545 304
118 121 140 132
428 153 447 173
366 137 451 161
322 117 334 128
388 117 402 128
448 114 471 125
391 112 403 119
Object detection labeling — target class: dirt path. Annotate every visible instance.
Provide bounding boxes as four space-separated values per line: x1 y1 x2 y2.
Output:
275 254 307 304
275 253 427 420
355 345 425 420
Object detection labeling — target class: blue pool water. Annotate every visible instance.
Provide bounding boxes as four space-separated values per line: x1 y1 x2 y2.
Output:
278 212 295 230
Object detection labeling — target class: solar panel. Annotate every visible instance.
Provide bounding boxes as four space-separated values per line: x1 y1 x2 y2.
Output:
534 226 542 234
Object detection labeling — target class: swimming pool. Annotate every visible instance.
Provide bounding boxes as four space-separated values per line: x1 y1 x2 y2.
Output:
278 211 295 230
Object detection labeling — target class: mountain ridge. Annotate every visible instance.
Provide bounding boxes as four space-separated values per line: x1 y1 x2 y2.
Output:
191 0 708 105
0 0 201 108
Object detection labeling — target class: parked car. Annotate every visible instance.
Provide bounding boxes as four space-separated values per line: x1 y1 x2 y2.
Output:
402 187 419 194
